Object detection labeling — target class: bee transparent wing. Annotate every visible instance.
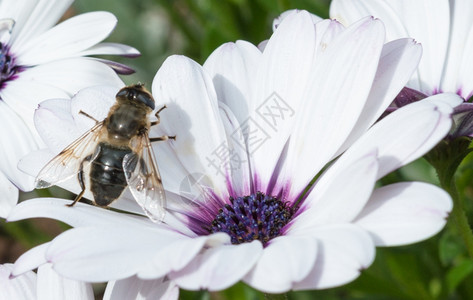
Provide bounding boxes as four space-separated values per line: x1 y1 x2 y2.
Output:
35 122 104 189
123 134 166 222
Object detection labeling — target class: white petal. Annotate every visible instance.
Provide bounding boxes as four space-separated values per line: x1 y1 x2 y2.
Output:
161 205 198 237
0 171 19 218
18 149 55 178
330 0 408 40
331 0 450 94
14 12 118 65
284 17 385 198
138 234 229 279
0 0 36 43
19 58 124 94
0 100 38 191
218 103 251 197
290 150 378 232
10 0 74 49
148 141 194 200
272 9 323 31
1 77 70 143
46 226 183 282
334 93 460 181
37 264 94 300
33 99 82 154
0 264 36 299
390 0 450 94
243 236 318 293
203 40 261 125
450 0 473 99
7 198 153 229
355 182 451 246
334 38 422 155
70 84 117 118
104 277 178 300
169 241 263 291
292 224 375 290
456 38 473 99
250 10 317 192
441 0 473 95
313 19 345 57
11 242 50 277
33 86 117 154
152 55 229 201
77 42 140 57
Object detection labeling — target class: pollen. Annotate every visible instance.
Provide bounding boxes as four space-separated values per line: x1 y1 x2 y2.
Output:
205 192 293 246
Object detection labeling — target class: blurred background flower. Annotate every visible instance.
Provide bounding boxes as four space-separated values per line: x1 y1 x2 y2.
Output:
0 0 139 220
330 0 473 138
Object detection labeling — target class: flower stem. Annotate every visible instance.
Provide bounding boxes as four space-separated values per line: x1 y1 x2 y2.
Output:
425 137 473 259
441 179 473 259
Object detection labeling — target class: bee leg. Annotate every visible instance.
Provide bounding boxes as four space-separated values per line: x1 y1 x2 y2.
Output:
149 135 176 142
67 155 92 207
151 105 167 126
79 110 99 124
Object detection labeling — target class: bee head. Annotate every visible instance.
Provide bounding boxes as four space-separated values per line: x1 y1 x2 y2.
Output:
116 83 155 110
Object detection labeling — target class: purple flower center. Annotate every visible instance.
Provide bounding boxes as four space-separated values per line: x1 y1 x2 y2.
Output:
205 192 293 245
0 43 18 88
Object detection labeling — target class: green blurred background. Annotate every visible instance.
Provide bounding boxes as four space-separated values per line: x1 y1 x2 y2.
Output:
73 0 331 85
3 0 473 299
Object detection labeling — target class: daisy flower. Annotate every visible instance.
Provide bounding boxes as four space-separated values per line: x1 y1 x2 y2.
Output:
330 0 473 137
0 263 178 299
9 11 462 292
0 0 139 217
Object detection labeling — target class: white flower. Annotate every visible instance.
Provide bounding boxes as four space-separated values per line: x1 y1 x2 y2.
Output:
331 0 472 98
0 263 94 300
9 11 461 293
0 263 178 300
330 0 473 136
0 0 139 217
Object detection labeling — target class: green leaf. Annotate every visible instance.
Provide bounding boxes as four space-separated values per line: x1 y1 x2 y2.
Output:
439 230 465 265
179 289 210 300
446 259 473 292
220 282 265 300
386 253 433 299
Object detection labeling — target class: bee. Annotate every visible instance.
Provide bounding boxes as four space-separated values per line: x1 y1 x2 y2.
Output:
35 83 175 222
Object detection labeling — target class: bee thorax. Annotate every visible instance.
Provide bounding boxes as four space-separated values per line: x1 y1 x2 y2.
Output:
106 104 148 143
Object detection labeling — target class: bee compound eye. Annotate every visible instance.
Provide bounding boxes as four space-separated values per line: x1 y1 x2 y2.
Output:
136 92 155 110
116 88 128 98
